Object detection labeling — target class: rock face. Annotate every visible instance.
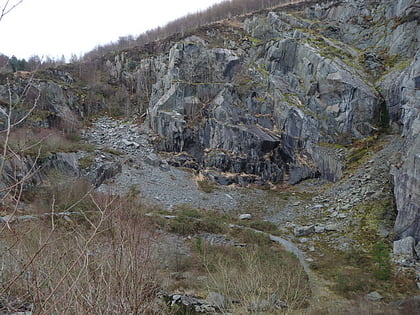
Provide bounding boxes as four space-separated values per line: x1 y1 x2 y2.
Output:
142 0 418 188
146 20 382 185
390 54 420 242
1 0 419 247
139 0 420 239
138 0 420 239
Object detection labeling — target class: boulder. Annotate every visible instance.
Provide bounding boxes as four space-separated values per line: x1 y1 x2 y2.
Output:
239 214 252 220
294 225 315 237
393 236 416 259
206 292 226 309
366 291 383 302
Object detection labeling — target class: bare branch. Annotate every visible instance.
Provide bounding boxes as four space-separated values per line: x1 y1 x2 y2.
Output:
0 0 24 22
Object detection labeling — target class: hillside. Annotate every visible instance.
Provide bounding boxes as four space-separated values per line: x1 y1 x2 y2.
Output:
1 0 420 313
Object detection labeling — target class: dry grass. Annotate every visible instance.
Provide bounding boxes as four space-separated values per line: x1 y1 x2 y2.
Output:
0 182 167 314
0 127 94 158
200 244 311 313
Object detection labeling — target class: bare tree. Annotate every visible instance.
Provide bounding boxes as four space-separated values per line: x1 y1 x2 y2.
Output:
0 0 24 22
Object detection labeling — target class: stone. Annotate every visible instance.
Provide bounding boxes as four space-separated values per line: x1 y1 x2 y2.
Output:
325 224 339 232
239 214 252 220
415 241 420 259
300 238 309 243
393 236 416 259
206 292 225 308
294 225 315 237
249 299 270 312
366 291 383 302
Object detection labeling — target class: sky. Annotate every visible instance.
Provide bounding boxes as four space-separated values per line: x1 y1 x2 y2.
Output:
0 0 225 60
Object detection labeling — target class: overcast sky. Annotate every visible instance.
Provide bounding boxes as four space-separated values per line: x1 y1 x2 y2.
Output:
0 0 225 60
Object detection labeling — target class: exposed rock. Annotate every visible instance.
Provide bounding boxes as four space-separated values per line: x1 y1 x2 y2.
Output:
415 241 420 259
168 294 218 313
294 225 315 237
366 291 383 302
206 292 225 309
94 162 122 187
239 213 252 220
325 224 339 232
146 3 386 186
390 53 420 242
393 236 416 259
249 299 271 312
201 233 246 247
315 225 326 233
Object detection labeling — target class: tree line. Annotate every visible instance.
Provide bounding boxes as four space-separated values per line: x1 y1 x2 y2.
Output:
1 0 311 68
83 0 302 61
0 53 70 73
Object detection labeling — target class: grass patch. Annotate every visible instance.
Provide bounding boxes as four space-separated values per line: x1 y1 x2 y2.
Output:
229 228 272 246
199 244 311 313
311 241 417 299
158 206 228 236
0 127 95 158
244 220 279 233
344 135 380 169
78 154 95 169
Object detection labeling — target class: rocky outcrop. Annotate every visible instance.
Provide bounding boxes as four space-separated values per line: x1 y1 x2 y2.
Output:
382 51 420 243
146 14 383 185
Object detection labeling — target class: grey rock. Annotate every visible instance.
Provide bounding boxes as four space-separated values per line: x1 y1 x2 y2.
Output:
206 292 225 308
294 225 315 237
94 162 122 187
393 236 416 258
300 237 309 243
249 299 270 312
239 214 252 220
415 241 420 259
325 224 339 232
366 291 383 302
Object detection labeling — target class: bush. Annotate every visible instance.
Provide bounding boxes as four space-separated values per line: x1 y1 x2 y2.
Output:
203 245 311 313
0 191 166 314
371 242 391 281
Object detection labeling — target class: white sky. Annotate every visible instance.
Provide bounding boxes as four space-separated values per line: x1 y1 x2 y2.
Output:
0 0 225 60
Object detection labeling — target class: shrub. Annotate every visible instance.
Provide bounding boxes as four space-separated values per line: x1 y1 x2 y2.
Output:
203 245 311 313
371 242 391 281
0 191 166 314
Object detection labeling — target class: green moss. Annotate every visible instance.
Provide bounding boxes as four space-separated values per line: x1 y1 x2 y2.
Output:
345 135 379 169
351 199 394 249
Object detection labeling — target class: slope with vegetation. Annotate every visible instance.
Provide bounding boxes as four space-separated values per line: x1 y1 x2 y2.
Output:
1 0 420 314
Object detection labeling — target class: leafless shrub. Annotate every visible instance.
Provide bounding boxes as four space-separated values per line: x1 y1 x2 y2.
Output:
0 186 165 314
202 244 311 313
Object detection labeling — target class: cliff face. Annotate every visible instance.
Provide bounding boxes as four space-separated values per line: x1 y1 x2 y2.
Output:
142 0 420 241
129 0 416 186
1 0 419 242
